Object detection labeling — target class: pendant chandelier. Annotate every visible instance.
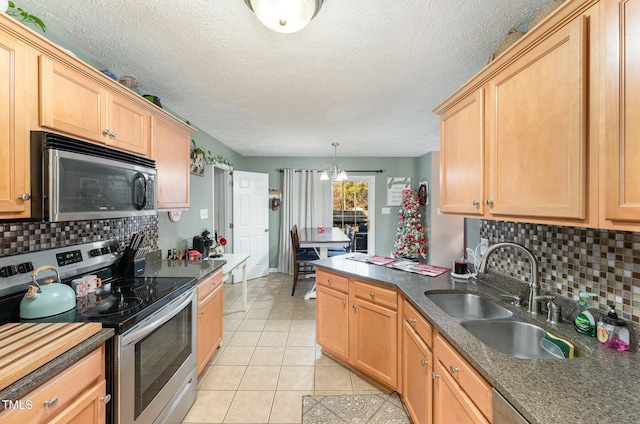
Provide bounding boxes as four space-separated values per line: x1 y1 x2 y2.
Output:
244 0 323 34
320 143 348 182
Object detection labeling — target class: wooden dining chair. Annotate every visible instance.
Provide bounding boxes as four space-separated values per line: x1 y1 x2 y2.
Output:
290 228 319 295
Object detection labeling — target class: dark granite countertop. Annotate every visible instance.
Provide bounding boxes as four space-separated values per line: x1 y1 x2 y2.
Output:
142 252 226 281
313 256 640 424
0 328 114 406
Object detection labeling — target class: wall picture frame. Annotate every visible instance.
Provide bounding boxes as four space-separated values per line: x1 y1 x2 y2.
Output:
387 177 412 206
418 180 429 206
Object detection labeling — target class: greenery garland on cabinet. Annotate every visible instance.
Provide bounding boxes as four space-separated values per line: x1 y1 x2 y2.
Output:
186 121 235 175
5 1 47 32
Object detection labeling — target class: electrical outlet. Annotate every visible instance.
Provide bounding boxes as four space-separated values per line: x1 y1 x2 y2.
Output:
200 209 208 219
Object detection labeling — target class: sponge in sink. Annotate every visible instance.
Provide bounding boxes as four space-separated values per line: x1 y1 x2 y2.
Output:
542 332 575 358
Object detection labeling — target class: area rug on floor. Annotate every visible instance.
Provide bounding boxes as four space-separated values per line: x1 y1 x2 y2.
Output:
302 392 411 423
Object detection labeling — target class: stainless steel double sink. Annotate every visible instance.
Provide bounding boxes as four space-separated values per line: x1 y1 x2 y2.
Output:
426 292 587 359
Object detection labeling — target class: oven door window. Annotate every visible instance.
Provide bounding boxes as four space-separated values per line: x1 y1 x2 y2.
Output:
134 303 192 419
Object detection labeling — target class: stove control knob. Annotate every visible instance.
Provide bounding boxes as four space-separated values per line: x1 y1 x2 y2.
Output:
17 262 34 273
109 245 120 253
0 265 18 277
101 247 110 255
89 249 102 257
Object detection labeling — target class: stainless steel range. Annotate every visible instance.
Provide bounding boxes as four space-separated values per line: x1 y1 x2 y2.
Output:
0 240 197 424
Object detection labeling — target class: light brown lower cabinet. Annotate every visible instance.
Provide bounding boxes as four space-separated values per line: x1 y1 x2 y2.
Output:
402 319 433 424
433 361 489 424
0 344 108 424
315 270 398 389
196 269 224 375
433 332 492 424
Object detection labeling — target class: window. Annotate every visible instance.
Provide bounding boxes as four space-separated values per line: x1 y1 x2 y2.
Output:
332 178 372 253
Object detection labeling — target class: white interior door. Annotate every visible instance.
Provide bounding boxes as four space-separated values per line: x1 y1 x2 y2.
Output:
232 171 269 280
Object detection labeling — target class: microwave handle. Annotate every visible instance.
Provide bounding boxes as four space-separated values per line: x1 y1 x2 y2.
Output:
133 172 147 210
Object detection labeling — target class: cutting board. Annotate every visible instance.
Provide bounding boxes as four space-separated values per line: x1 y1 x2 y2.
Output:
0 322 102 391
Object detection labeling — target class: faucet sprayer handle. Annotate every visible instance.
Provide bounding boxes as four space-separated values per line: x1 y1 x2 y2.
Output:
533 295 562 323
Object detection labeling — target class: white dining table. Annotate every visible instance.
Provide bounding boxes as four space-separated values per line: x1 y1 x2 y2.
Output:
221 253 250 311
298 227 350 299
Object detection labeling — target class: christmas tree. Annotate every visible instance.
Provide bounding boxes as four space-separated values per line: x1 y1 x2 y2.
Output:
393 189 427 260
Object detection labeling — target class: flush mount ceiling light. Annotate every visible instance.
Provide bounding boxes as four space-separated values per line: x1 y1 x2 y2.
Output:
244 0 323 34
320 142 348 182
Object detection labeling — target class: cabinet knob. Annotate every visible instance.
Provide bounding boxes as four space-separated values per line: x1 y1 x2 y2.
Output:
327 279 332 284
421 359 428 366
485 199 494 206
100 394 112 404
432 372 439 379
44 397 59 408
369 292 375 298
408 318 416 325
110 131 117 138
352 304 357 310
18 193 31 201
341 300 347 306
472 200 480 206
449 365 459 374
199 310 205 315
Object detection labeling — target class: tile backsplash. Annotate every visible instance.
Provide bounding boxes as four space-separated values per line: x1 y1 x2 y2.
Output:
0 216 158 257
480 220 640 323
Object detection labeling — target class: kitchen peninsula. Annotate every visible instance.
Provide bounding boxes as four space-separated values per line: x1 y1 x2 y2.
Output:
313 255 640 424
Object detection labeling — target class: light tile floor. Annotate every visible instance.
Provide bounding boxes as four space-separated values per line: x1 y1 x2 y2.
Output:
182 273 387 424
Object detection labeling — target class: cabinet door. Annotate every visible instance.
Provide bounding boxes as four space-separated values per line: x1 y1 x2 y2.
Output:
350 297 398 388
488 16 588 219
48 380 107 424
105 92 150 156
39 55 105 143
151 115 190 210
402 321 432 424
433 361 490 424
439 88 485 215
0 32 30 217
604 0 640 222
316 284 349 362
197 291 217 375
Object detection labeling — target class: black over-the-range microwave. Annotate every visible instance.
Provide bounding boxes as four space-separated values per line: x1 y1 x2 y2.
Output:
27 131 156 222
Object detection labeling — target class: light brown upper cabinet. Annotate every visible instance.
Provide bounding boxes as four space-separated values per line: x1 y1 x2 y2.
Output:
151 116 191 211
0 31 31 218
603 0 640 229
39 55 150 156
434 0 601 228
439 88 485 215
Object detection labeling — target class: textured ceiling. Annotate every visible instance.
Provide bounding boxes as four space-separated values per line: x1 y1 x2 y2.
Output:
17 0 550 157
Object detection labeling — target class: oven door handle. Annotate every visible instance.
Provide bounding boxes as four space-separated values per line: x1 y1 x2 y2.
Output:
121 288 195 347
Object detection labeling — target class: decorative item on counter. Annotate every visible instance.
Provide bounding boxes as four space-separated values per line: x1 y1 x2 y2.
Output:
317 225 324 234
597 306 630 351
143 94 162 108
5 1 47 32
210 232 226 257
188 250 203 261
119 75 139 93
100 69 117 80
393 189 427 260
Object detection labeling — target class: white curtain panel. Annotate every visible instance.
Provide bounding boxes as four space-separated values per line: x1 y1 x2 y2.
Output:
278 169 332 273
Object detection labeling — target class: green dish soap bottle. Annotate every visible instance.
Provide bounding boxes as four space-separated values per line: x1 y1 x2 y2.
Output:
574 291 596 337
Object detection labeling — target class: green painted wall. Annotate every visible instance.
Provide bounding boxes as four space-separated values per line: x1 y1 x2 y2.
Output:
242 156 422 267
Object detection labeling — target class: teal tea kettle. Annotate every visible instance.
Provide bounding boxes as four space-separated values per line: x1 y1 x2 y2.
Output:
20 265 77 319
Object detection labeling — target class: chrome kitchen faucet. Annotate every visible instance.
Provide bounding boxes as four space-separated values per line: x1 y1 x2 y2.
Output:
477 242 543 315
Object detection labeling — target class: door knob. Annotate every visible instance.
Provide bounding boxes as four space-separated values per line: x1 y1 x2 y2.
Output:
264 228 269 232
18 193 31 201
